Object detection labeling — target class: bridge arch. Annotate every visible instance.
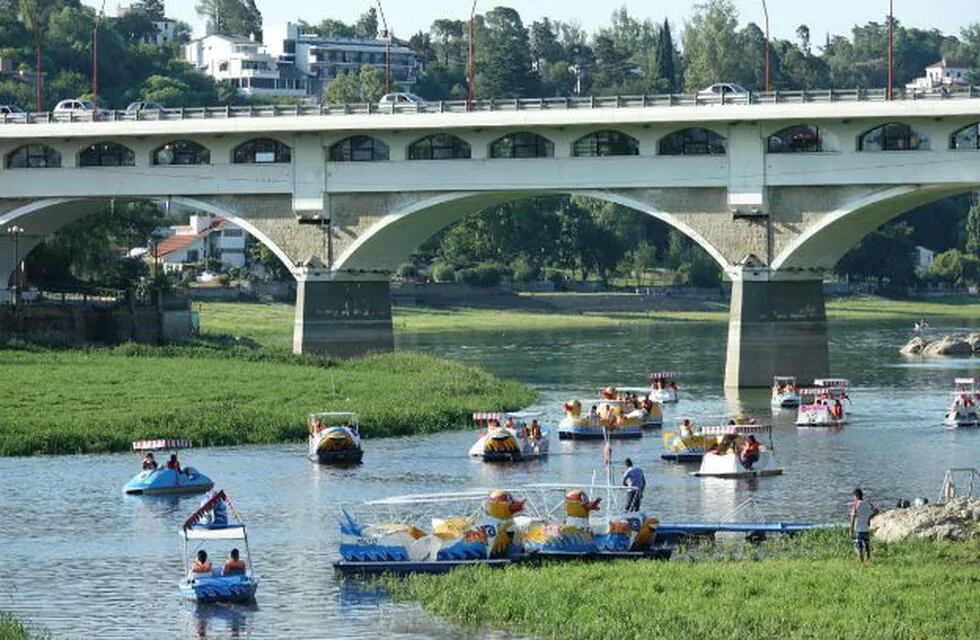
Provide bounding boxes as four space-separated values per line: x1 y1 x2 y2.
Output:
408 134 471 160
329 135 390 162
771 184 980 273
857 122 929 152
658 127 727 156
572 130 639 157
232 137 292 164
6 144 62 169
333 190 731 275
78 142 136 167
152 139 211 165
950 122 979 150
489 132 555 158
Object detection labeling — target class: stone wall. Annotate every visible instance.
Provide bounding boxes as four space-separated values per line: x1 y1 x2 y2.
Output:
0 304 191 346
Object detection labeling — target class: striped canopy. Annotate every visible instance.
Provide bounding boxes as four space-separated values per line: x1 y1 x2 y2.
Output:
700 424 772 435
132 438 191 451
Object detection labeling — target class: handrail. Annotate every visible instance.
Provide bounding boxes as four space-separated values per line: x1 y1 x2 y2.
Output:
1 86 978 125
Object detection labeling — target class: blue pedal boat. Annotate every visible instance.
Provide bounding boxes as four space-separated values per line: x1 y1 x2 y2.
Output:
179 490 259 604
123 439 214 495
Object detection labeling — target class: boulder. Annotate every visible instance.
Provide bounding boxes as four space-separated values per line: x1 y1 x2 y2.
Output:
899 336 927 356
967 333 980 354
871 498 980 542
921 335 974 357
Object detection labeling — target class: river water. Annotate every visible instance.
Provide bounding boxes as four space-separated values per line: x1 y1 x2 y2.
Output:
1 319 979 639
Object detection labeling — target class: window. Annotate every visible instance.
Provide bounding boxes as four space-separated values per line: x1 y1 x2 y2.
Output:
408 134 471 160
767 125 822 153
858 123 928 151
233 138 292 164
489 132 554 159
5 144 62 168
950 123 979 150
658 128 727 156
153 140 210 165
572 130 639 157
185 249 199 262
79 142 135 167
329 136 390 162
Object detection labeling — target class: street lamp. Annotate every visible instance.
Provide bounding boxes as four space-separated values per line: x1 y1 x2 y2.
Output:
467 0 478 111
6 224 24 305
761 0 771 93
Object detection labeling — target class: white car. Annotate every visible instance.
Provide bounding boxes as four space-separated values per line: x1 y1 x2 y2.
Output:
378 92 424 108
0 104 24 116
697 83 749 99
52 99 105 119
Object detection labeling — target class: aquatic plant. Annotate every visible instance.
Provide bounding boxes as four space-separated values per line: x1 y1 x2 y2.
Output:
0 613 49 640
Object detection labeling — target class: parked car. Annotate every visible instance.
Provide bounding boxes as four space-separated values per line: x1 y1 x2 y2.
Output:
378 92 424 108
52 98 105 119
0 104 25 116
697 83 749 99
125 100 165 115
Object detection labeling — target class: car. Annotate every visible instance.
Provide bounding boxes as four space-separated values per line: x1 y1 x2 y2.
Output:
697 83 749 99
0 104 25 116
377 92 424 108
125 100 165 114
52 98 105 119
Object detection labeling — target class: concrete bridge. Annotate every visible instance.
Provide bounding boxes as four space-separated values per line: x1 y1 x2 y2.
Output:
1 90 978 387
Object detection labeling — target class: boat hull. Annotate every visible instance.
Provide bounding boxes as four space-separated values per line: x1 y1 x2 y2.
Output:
180 575 258 604
311 448 363 465
694 450 782 479
468 429 549 462
558 427 642 440
661 452 704 463
771 394 800 408
123 467 214 495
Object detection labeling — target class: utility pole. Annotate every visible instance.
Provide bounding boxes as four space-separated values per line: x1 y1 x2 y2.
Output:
761 0 771 93
6 225 24 305
887 0 894 100
93 0 106 116
375 1 392 94
467 0 477 111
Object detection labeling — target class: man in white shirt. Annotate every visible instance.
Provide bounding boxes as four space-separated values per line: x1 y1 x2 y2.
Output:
849 487 880 562
622 458 646 512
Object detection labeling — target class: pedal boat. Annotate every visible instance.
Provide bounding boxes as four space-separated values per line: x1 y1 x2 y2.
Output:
795 387 847 427
308 412 363 465
558 396 643 440
179 490 259 604
123 439 214 495
944 378 979 428
814 378 851 413
607 386 664 428
647 372 679 404
469 411 549 462
692 424 783 478
771 376 800 409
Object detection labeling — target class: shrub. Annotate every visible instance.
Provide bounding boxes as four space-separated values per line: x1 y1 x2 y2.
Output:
456 263 505 287
511 256 538 283
397 263 417 279
430 263 455 283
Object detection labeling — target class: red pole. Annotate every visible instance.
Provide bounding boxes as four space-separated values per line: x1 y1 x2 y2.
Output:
762 0 770 93
887 0 894 100
467 0 477 111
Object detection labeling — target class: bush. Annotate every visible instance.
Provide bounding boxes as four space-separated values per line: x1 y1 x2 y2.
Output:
430 263 455 283
678 254 722 288
397 263 417 279
511 256 538 283
542 269 566 289
456 263 505 287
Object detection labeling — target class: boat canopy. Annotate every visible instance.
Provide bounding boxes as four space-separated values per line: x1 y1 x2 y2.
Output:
366 489 499 506
799 386 846 396
700 424 773 436
648 371 675 381
182 525 247 541
611 386 655 394
310 411 358 420
472 411 541 422
773 376 796 383
954 377 976 386
524 483 631 492
814 378 849 388
181 490 247 540
132 438 191 451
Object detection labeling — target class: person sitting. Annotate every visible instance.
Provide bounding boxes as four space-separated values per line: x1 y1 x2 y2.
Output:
166 453 181 473
740 435 761 469
141 452 158 471
831 400 844 420
530 420 542 440
222 548 247 576
189 550 212 577
680 419 694 439
505 417 516 431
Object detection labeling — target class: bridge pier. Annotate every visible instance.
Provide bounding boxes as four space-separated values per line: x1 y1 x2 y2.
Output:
724 272 829 388
292 275 394 358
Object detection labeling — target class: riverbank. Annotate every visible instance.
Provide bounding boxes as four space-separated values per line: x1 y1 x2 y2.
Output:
0 346 534 456
0 613 47 640
393 531 979 640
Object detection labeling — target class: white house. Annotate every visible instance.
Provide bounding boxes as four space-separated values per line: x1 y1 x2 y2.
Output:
915 246 935 275
151 215 247 271
151 18 180 47
906 58 972 92
184 33 312 98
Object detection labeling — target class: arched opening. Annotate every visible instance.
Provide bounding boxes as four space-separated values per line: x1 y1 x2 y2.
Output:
658 128 726 156
767 125 822 153
489 132 554 159
233 138 292 164
572 130 639 157
78 142 136 167
329 136 390 162
408 134 471 160
857 123 929 152
950 123 979 150
152 140 211 165
6 144 62 169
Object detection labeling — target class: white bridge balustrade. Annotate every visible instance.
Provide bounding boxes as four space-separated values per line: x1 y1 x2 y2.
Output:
1 91 979 387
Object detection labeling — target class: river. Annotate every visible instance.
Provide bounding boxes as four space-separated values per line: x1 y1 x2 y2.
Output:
1 319 978 639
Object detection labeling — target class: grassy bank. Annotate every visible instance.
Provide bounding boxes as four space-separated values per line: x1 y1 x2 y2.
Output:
393 531 978 640
0 346 534 456
826 296 980 321
0 614 48 640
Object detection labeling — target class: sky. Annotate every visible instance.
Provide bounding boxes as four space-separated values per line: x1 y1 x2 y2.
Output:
93 0 976 43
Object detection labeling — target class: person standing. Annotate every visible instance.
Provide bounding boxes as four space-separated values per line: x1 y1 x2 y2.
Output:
850 488 880 563
622 458 646 512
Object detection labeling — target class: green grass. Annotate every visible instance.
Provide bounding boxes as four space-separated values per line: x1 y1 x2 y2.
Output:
0 613 49 640
392 531 980 640
0 346 534 456
826 296 980 321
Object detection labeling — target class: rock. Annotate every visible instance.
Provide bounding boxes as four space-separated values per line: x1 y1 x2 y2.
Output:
967 332 980 353
921 335 974 357
899 336 927 356
871 498 980 542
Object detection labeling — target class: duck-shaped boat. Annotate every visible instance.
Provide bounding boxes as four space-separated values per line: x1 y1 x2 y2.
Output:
795 387 848 427
469 411 549 462
179 490 259 604
692 424 783 478
308 412 363 464
558 395 643 440
944 378 979 428
123 439 214 495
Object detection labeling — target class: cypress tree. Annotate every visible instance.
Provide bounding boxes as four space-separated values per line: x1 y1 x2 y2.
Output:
656 19 677 92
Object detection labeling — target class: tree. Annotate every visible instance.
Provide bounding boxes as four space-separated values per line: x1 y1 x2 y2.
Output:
431 19 465 66
836 223 918 295
476 7 536 98
247 242 290 281
195 0 261 39
136 0 165 20
967 200 980 256
18 0 57 112
682 0 743 91
355 7 378 39
322 65 385 104
796 25 811 54
656 19 677 92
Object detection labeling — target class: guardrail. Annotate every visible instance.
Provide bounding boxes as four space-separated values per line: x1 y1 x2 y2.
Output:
2 87 979 124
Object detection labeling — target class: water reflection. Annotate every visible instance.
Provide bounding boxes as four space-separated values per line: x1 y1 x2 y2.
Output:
187 603 257 639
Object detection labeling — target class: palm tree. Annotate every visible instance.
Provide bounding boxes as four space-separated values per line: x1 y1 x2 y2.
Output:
19 0 57 113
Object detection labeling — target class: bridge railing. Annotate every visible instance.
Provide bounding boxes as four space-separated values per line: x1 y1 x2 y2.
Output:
1 86 978 125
